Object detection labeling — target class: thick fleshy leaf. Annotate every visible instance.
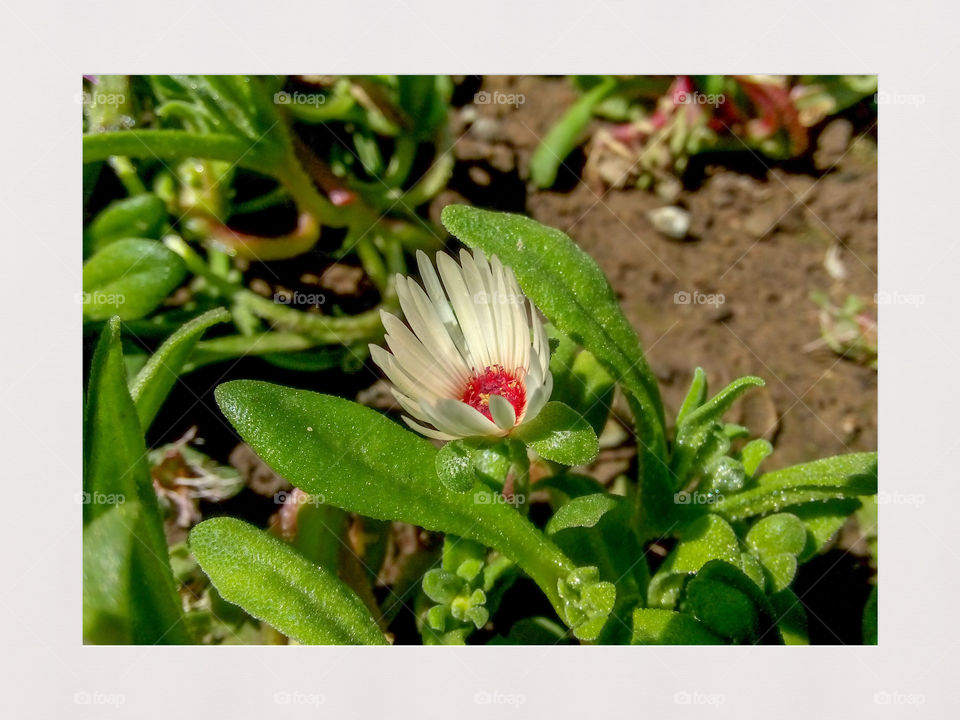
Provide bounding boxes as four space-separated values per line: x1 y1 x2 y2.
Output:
792 498 863 560
675 367 708 426
189 518 387 645
739 438 774 476
709 452 878 522
648 514 740 608
549 330 615 437
82 238 186 320
514 401 599 466
435 439 478 493
746 513 807 592
671 375 765 484
83 317 188 644
631 608 724 645
214 380 611 638
85 193 167 254
546 493 622 534
684 560 782 644
129 308 231 429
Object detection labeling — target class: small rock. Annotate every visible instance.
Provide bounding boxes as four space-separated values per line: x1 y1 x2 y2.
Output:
646 206 691 240
814 119 854 171
459 105 478 126
470 115 500 143
467 165 492 187
249 277 273 297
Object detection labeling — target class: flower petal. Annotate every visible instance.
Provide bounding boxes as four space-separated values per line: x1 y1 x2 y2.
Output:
488 393 517 430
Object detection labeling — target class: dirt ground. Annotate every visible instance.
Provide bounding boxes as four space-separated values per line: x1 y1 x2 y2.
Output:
434 75 878 471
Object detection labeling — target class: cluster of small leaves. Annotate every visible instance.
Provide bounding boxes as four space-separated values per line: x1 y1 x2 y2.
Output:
419 537 518 644
82 75 453 378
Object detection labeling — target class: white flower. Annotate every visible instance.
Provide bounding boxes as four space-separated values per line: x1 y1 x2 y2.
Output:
370 248 553 441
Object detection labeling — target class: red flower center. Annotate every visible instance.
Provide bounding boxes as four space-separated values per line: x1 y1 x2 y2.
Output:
461 365 526 424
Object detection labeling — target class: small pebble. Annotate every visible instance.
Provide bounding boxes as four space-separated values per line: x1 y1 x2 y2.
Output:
646 206 691 240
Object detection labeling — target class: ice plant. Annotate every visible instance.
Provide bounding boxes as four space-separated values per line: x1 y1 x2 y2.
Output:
370 248 553 441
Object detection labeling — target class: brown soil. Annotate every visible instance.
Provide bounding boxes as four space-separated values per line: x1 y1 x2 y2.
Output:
434 75 878 470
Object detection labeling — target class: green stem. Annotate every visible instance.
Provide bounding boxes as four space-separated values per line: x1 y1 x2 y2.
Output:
108 156 147 195
166 235 393 344
508 438 531 516
384 136 418 187
186 332 316 370
83 130 282 175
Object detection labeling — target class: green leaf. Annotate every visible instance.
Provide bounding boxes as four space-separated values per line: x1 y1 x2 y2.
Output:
546 493 622 534
214 380 608 635
189 518 387 645
791 498 862 561
83 317 188 644
710 452 878 522
129 308 231 430
530 77 617 188
739 438 774 476
514 401 599 466
435 438 487 493
631 608 724 645
83 129 282 176
85 193 168 254
648 514 740 608
549 333 615 437
675 368 708 426
684 560 782 644
671 375 765 485
746 513 807 592
82 238 187 320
